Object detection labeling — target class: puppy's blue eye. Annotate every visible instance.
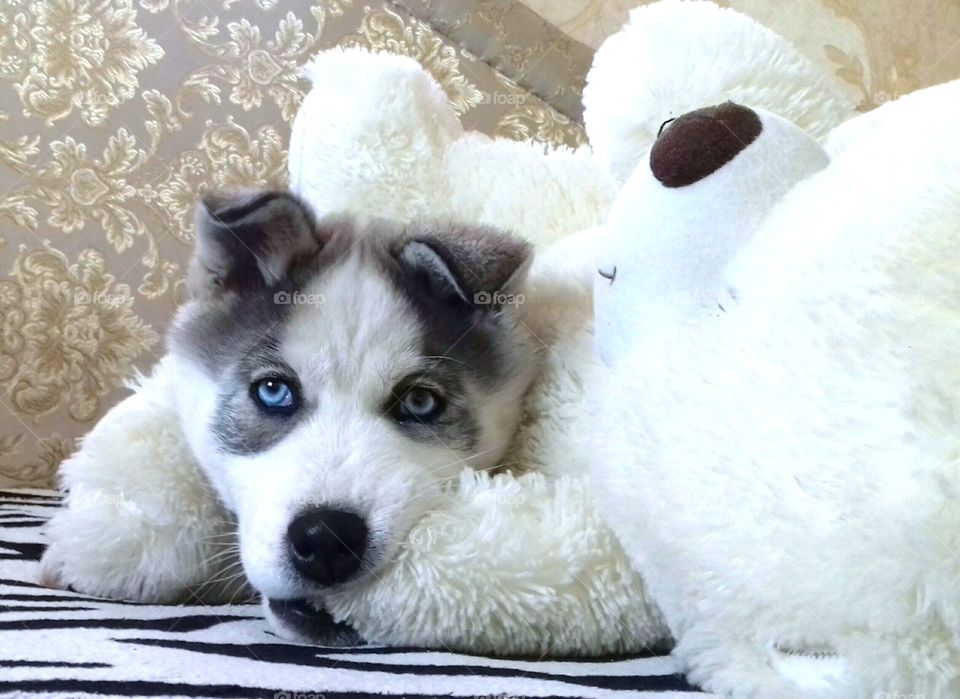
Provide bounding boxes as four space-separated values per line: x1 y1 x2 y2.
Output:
253 378 296 414
398 387 443 421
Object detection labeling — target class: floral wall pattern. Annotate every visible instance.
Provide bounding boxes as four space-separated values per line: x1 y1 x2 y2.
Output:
1 0 956 488
0 0 584 488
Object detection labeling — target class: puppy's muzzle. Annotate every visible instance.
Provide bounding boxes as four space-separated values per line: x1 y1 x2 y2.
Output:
287 507 368 586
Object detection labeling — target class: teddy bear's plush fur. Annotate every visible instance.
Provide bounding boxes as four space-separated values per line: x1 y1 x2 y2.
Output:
39 46 665 658
582 0 852 186
592 9 960 696
40 0 956 689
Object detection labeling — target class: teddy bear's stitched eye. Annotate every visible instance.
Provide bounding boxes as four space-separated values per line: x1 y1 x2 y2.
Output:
598 266 617 284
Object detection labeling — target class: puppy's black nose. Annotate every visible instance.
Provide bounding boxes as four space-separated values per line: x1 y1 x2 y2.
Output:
287 508 368 586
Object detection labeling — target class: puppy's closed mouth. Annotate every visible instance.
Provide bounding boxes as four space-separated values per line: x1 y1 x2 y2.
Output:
268 598 361 647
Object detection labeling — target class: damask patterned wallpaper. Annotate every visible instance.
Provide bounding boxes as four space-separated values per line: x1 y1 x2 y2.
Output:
0 0 585 488
1 0 957 488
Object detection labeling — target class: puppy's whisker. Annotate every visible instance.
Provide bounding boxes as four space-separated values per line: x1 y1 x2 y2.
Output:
418 445 506 480
201 550 242 568
198 538 240 546
201 565 247 588
194 525 238 538
428 462 511 484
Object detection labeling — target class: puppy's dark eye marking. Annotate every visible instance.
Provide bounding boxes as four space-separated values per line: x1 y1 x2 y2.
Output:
598 266 617 285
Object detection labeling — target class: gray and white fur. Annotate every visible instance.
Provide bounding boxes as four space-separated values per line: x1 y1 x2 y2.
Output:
166 190 539 642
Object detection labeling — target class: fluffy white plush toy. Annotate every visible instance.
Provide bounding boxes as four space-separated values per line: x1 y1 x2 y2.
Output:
39 44 654 657
592 8 960 698
39 0 866 665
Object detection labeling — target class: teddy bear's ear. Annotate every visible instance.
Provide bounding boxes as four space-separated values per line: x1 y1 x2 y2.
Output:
397 226 532 310
189 190 323 299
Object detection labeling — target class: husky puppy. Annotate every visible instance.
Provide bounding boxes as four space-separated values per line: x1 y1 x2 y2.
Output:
167 190 539 642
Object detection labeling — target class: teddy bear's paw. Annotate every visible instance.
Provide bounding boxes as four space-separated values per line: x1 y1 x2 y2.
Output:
38 495 232 604
676 625 847 699
38 531 180 604
36 551 68 590
37 545 152 602
38 533 240 605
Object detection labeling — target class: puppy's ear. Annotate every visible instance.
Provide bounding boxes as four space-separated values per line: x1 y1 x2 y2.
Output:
398 225 532 310
189 190 322 299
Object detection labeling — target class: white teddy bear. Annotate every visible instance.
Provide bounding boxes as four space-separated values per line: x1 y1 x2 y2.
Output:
593 7 960 699
39 0 899 673
40 44 648 659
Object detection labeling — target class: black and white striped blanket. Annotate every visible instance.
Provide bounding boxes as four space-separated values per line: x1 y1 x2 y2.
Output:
0 489 707 698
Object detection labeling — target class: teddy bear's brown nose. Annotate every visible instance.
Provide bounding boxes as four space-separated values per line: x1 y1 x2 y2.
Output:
650 102 762 188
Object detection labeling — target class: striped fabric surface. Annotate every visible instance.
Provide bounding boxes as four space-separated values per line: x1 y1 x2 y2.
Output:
0 489 708 698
